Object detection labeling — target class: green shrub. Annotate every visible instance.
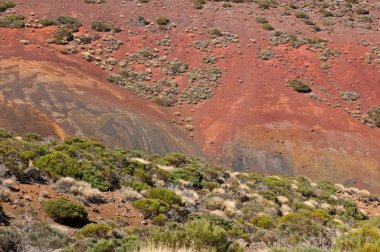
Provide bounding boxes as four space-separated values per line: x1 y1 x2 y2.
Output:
334 225 380 251
77 223 112 239
288 80 312 93
208 28 222 37
52 28 74 44
170 166 203 188
145 188 182 206
194 0 205 9
133 198 169 218
262 23 274 30
91 21 112 32
0 1 15 12
356 8 369 15
88 239 115 252
43 198 88 226
295 11 309 19
250 215 274 229
153 214 168 226
278 210 334 247
255 0 277 9
0 128 13 139
0 15 24 28
39 18 55 27
156 16 169 26
154 152 191 167
57 16 81 31
149 218 241 252
321 10 334 17
36 151 81 179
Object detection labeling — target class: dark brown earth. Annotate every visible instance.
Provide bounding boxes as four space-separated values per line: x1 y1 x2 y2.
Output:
0 0 379 192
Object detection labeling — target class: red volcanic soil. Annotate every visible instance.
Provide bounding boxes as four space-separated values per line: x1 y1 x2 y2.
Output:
1 0 380 192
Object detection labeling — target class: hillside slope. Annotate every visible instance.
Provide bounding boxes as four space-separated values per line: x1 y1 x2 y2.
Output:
0 129 379 251
0 0 379 194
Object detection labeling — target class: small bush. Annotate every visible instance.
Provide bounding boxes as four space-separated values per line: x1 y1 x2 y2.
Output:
145 188 182 206
208 28 223 37
91 21 112 32
288 80 312 93
194 0 205 9
0 15 25 28
43 198 88 226
133 198 169 218
52 28 74 44
278 209 334 247
295 11 309 19
77 223 112 239
334 225 380 251
39 18 55 27
250 215 274 229
256 16 268 24
156 16 169 26
262 23 274 30
0 1 15 12
26 222 70 249
149 218 240 252
258 49 274 60
364 107 380 128
255 0 277 9
57 16 81 31
0 128 13 139
356 8 369 15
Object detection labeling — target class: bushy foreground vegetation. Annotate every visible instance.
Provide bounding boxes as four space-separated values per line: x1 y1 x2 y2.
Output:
0 128 379 251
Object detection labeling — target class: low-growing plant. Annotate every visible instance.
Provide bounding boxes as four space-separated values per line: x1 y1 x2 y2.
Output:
262 23 274 30
39 18 55 27
0 0 15 12
288 80 312 93
77 223 112 239
156 16 169 26
255 0 277 9
208 28 223 37
194 0 205 9
145 188 182 206
295 11 309 19
26 222 70 249
91 21 112 32
256 16 268 24
0 15 25 28
56 16 81 31
364 107 380 128
133 198 170 218
43 198 88 226
52 28 74 44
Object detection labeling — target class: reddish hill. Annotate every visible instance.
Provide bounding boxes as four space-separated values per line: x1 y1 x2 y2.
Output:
0 0 379 192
